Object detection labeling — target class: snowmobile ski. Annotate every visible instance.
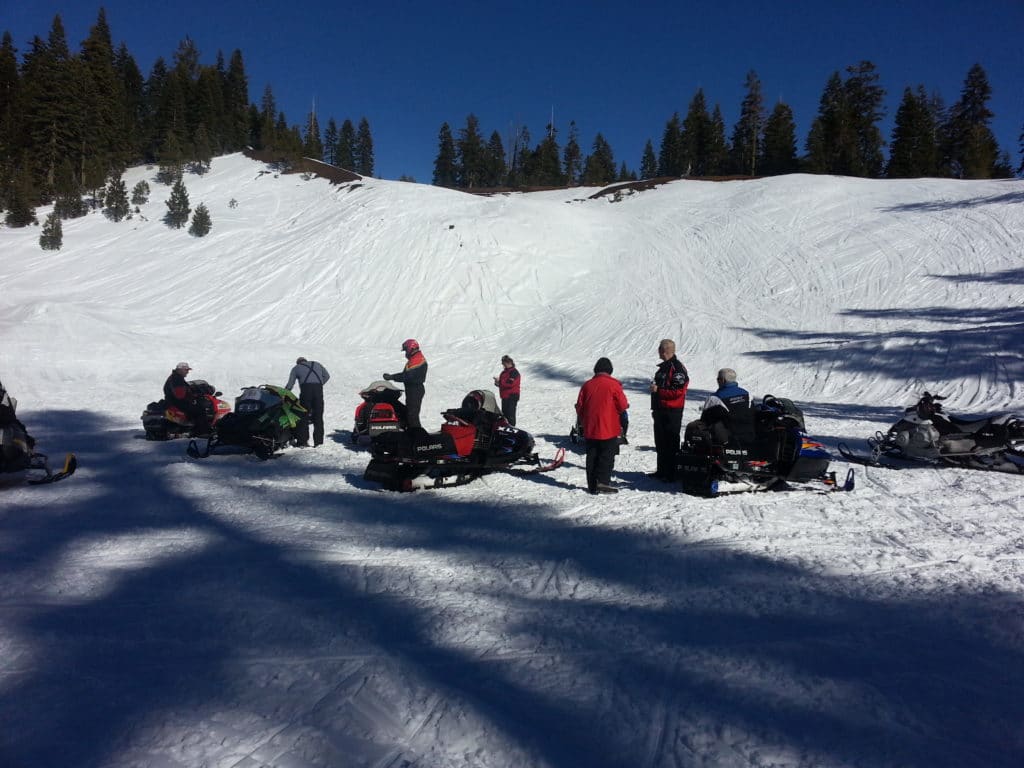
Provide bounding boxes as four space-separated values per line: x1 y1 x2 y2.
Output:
26 452 77 485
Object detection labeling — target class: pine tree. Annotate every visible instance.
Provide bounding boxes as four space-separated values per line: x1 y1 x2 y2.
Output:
258 84 277 150
533 124 563 186
456 114 486 188
40 211 63 250
20 20 81 200
323 118 338 165
188 202 211 236
131 180 150 205
761 102 798 175
806 64 885 177
157 128 184 183
731 71 765 176
658 113 684 176
0 32 21 205
886 86 938 178
80 8 127 173
484 130 506 187
194 66 224 155
843 61 886 177
943 63 1000 178
582 133 616 185
806 72 855 174
103 173 130 221
504 125 530 187
115 43 145 163
640 139 657 179
53 157 87 219
1019 121 1024 175
336 119 356 170
562 121 583 185
192 122 212 172
432 122 458 186
706 104 730 175
5 162 38 227
303 111 322 159
355 117 374 176
223 50 249 151
681 89 714 176
164 176 190 228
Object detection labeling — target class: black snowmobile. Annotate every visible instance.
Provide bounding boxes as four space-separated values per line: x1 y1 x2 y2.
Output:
839 392 1024 473
188 385 308 460
1 382 76 486
569 410 629 446
364 389 564 491
677 394 853 496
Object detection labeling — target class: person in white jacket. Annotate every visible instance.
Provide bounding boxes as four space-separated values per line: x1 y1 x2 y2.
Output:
285 357 331 446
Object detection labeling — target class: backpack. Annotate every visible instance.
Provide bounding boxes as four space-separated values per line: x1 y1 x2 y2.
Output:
759 394 806 431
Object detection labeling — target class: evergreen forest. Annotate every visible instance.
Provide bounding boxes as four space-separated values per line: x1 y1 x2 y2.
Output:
1 9 1021 227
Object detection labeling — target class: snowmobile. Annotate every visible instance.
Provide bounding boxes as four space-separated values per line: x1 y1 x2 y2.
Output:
142 380 231 440
352 380 407 444
677 394 854 496
187 385 308 460
364 389 565 491
0 384 76 486
838 392 1024 473
569 410 629 446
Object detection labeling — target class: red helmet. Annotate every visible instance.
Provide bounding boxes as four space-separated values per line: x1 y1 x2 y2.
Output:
401 338 420 354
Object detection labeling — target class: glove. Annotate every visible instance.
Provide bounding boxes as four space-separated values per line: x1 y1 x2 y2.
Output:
382 373 391 380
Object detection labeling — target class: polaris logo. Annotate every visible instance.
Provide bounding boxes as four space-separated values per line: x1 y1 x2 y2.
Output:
415 442 444 452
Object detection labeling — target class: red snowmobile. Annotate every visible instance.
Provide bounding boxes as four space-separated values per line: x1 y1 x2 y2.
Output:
364 389 564 491
352 380 408 444
141 380 231 440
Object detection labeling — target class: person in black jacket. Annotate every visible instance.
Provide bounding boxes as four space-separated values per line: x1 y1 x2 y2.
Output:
384 339 428 430
285 357 331 446
649 339 690 481
163 362 211 436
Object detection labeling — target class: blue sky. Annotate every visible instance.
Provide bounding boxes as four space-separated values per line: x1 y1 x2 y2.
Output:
4 0 1022 181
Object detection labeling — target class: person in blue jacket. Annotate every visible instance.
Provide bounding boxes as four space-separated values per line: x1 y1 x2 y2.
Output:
685 368 752 447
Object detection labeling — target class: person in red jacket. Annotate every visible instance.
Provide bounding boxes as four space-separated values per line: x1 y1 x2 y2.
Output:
493 355 521 425
575 357 629 494
650 338 689 481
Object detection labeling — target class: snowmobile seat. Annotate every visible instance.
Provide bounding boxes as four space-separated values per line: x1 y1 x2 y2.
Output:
441 422 476 456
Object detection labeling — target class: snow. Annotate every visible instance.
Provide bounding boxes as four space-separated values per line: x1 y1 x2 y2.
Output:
1 154 1023 767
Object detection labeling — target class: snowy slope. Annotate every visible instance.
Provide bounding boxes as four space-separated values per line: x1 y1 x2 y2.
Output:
1 155 1023 768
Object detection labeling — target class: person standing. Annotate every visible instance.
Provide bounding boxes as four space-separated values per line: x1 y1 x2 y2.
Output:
493 355 521 425
650 339 689 481
576 357 629 494
285 357 331 447
163 362 211 437
384 339 428 430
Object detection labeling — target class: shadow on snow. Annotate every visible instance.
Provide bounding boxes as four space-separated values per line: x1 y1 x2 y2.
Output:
0 409 1022 767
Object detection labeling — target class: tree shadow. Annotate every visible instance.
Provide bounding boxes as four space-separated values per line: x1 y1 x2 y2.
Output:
882 189 1024 212
2 409 1022 767
741 303 1024 386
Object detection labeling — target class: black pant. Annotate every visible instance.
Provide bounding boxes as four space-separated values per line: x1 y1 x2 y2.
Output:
652 408 683 478
179 399 210 436
501 394 519 426
298 383 325 446
585 437 619 492
405 385 424 430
